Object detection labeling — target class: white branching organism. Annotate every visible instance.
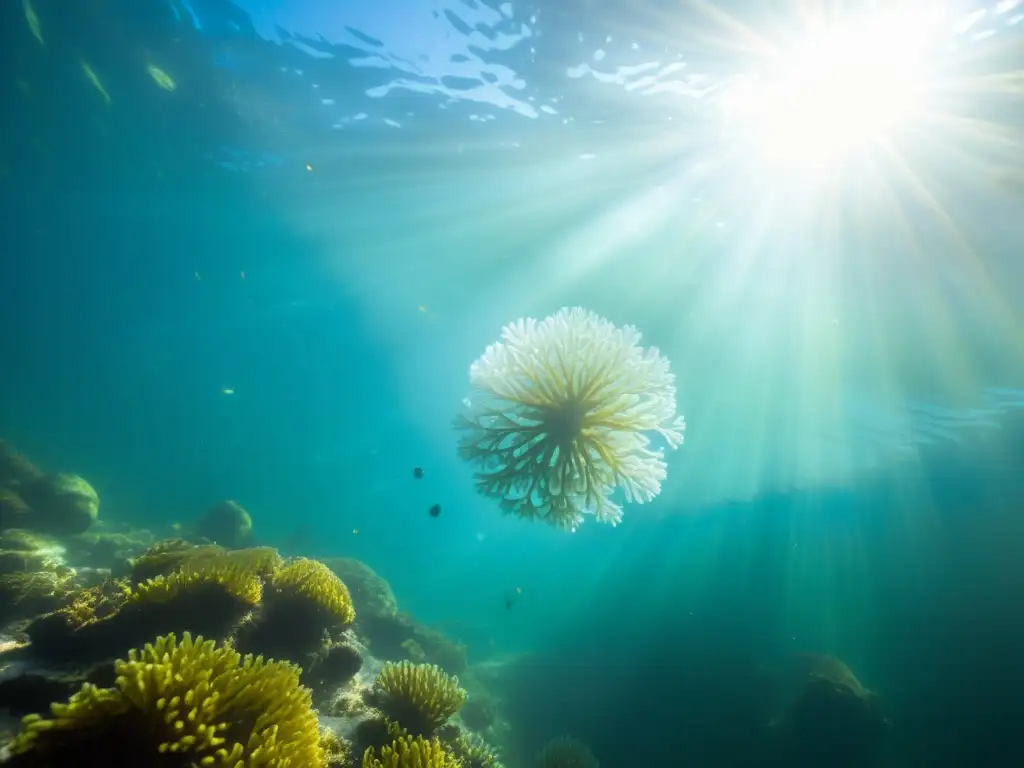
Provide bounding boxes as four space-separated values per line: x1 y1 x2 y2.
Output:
455 307 685 531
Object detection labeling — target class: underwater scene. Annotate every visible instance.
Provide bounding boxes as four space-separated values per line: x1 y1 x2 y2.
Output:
1 0 1023 766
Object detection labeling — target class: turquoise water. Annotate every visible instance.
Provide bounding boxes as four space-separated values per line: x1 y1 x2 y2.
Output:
2 0 1024 765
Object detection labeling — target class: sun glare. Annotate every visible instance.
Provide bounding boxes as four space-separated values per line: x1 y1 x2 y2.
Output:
719 9 940 174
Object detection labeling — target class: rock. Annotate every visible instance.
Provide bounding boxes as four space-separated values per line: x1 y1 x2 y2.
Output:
0 442 42 492
19 474 99 536
770 654 886 765
324 558 397 620
0 491 32 530
302 639 364 703
193 500 253 548
0 530 65 575
321 558 467 675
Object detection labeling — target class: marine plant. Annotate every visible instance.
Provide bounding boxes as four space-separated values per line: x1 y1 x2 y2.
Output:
455 306 685 530
362 733 461 768
5 631 325 768
374 661 467 734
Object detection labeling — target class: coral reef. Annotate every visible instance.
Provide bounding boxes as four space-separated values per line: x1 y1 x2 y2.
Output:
373 661 467 735
535 737 599 768
455 307 686 530
4 631 326 767
0 439 506 768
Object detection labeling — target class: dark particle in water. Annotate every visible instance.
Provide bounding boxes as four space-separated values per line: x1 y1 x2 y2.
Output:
428 503 441 518
413 466 425 479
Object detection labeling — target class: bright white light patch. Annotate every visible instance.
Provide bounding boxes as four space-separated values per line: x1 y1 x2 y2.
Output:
719 10 939 173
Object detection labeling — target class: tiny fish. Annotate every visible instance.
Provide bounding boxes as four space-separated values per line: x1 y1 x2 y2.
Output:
428 503 441 518
413 466 424 479
146 63 176 91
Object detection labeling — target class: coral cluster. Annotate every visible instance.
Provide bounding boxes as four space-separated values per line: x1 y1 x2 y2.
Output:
362 733 460 768
374 661 467 734
5 632 325 768
455 307 686 530
450 731 504 768
272 558 356 626
25 545 284 661
233 556 356 665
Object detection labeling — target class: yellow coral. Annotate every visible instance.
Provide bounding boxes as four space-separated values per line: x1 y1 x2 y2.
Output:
132 543 281 585
9 632 325 767
271 558 355 625
127 557 263 607
129 540 217 582
362 734 460 768
60 578 132 626
455 307 685 530
375 661 466 732
126 546 282 608
319 726 352 767
451 732 503 768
